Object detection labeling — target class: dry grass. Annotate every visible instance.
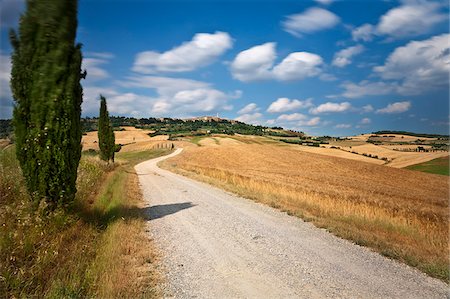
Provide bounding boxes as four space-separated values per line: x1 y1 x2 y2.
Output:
342 143 449 168
89 168 162 298
161 143 449 281
0 146 168 298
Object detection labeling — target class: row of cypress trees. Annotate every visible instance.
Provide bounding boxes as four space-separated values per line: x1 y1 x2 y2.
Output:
10 0 115 211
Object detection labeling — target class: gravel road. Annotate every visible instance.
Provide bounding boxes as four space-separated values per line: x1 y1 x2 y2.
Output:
135 148 448 299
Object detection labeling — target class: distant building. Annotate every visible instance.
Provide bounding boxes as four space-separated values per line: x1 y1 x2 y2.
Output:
183 115 237 124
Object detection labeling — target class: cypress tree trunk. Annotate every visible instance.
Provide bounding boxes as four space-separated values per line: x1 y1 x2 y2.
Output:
98 95 115 162
10 0 84 210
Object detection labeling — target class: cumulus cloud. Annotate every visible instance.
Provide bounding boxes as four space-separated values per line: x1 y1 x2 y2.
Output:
377 1 447 39
277 113 307 121
82 75 239 117
335 124 352 129
315 0 334 5
374 33 449 95
360 117 371 124
273 52 323 80
231 43 324 82
132 31 232 74
267 97 313 113
0 52 12 118
0 52 11 99
332 45 364 68
376 101 411 114
82 54 114 81
340 80 396 99
310 102 352 114
351 1 447 42
362 104 374 113
282 7 340 37
230 42 276 81
302 117 321 126
235 112 263 124
238 103 259 114
352 24 376 42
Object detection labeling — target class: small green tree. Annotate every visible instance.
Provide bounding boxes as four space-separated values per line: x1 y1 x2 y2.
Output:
98 95 115 162
10 0 84 210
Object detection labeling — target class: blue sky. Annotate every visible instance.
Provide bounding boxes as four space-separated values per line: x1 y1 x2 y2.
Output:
0 0 449 136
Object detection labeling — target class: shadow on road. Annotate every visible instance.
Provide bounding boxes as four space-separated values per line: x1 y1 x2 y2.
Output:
142 202 195 220
75 201 196 228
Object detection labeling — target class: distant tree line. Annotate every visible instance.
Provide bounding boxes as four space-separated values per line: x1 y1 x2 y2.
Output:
3 115 303 140
373 131 449 139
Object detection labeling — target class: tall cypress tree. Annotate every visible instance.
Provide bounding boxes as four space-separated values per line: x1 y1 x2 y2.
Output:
98 95 115 163
10 0 84 210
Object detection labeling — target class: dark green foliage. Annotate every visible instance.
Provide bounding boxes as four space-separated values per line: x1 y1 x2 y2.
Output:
10 0 84 210
98 95 115 162
0 119 13 139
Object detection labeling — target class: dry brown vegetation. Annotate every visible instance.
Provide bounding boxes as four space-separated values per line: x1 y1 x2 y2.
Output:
0 146 167 298
161 140 449 281
82 126 170 152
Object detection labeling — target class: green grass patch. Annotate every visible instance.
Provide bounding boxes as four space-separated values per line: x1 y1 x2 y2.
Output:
406 156 449 176
190 135 206 146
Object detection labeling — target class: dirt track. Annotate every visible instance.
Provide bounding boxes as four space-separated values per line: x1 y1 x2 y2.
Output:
135 149 447 298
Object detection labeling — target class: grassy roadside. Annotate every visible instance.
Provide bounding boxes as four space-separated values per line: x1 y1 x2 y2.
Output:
406 156 449 176
160 144 449 282
0 145 170 298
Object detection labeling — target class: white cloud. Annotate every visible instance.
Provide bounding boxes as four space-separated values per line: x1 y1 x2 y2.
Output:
332 45 364 68
267 97 313 113
119 75 209 95
0 52 11 100
340 80 396 99
319 73 338 81
231 43 324 82
235 112 263 124
277 113 307 121
302 117 321 126
85 52 115 60
83 75 239 117
362 104 374 113
238 103 259 114
310 102 352 114
335 124 352 129
230 42 276 81
266 119 276 125
374 33 450 95
352 24 376 42
273 52 323 80
360 117 371 124
315 0 334 5
0 51 13 118
282 7 340 37
82 57 111 81
351 2 448 42
377 1 447 39
132 31 232 74
376 101 411 114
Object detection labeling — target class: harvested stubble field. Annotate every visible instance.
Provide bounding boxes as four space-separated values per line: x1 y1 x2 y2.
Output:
161 141 449 281
82 126 170 152
340 143 449 168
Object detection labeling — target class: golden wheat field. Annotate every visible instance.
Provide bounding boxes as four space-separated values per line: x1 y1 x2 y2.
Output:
339 143 449 168
162 139 449 280
81 126 171 152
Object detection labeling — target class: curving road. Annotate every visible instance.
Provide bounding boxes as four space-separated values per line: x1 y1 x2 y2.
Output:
135 148 448 298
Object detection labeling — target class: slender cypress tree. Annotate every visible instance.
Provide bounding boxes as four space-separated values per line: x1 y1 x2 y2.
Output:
98 95 115 163
10 0 85 210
